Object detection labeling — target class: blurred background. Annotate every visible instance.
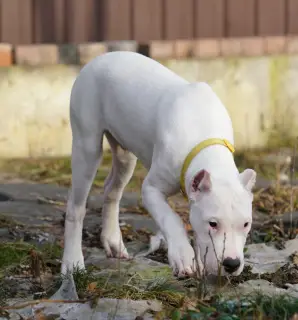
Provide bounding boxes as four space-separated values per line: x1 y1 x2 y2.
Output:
0 0 297 187
0 0 297 44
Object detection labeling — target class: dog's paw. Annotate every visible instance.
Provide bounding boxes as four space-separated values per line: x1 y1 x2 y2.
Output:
149 231 168 252
168 241 197 278
100 229 130 259
61 251 85 275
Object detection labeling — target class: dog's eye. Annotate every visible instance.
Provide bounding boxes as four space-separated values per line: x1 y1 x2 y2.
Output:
244 222 249 228
209 221 217 228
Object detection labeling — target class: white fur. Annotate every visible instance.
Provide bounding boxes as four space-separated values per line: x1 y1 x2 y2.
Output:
61 51 256 277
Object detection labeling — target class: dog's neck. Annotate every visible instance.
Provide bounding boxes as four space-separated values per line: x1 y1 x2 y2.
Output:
184 145 239 197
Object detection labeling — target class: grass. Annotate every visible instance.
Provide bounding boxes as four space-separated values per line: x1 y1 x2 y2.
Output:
0 241 62 306
1 239 298 318
0 242 31 270
179 292 298 319
0 241 62 275
19 263 298 319
253 185 298 215
63 267 298 319
234 147 298 181
0 151 146 192
0 146 297 315
68 267 186 306
0 240 185 308
1 148 297 193
0 215 23 228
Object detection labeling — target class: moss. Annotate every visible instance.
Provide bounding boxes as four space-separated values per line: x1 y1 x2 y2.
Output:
178 292 298 319
156 59 171 68
0 241 62 274
53 266 185 307
270 56 289 109
226 57 240 70
0 215 22 228
129 265 172 279
268 55 294 148
0 243 30 270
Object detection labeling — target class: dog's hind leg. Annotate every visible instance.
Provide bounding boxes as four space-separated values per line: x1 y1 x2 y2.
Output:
100 132 137 259
61 117 104 274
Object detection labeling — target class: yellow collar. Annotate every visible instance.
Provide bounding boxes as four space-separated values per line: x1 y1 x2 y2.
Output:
180 138 235 198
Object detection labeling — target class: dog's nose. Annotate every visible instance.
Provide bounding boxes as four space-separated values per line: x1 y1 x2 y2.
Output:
222 257 240 273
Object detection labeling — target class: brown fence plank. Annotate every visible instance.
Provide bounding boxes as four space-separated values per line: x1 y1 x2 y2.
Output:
52 0 66 43
132 0 163 41
18 0 33 44
33 0 66 44
194 0 225 38
34 0 56 43
1 0 33 44
65 0 95 43
1 0 20 44
0 1 1 42
226 0 256 37
1 0 298 45
257 0 286 35
91 0 105 41
0 1 1 41
288 0 298 34
99 0 132 41
164 0 194 40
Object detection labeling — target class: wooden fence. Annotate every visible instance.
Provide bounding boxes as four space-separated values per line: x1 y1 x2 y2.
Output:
1 0 298 45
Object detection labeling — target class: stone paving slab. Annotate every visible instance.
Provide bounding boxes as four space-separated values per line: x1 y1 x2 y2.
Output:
0 201 63 226
0 183 140 208
0 181 298 319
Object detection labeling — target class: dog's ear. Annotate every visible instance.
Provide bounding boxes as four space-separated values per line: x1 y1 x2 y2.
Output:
239 169 257 192
189 169 211 200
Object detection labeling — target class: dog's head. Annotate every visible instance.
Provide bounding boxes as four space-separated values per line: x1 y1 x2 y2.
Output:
188 168 256 276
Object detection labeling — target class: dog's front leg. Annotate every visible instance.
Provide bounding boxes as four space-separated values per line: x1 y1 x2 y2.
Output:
142 177 197 277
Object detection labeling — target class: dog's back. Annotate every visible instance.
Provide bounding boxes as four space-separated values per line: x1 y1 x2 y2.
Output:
70 51 189 166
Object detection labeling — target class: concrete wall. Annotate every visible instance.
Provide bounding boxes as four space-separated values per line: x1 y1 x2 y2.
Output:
0 55 297 159
165 55 298 150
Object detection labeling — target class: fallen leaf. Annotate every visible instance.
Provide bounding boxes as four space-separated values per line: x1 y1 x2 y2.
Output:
29 249 45 278
35 313 47 320
87 282 97 292
185 224 192 231
290 251 298 265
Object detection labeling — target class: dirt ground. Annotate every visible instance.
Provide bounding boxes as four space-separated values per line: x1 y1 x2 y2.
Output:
0 148 298 318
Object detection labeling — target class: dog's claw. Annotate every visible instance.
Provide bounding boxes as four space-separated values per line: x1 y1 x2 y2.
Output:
106 254 129 260
168 240 198 278
174 266 196 279
101 233 130 260
106 252 129 259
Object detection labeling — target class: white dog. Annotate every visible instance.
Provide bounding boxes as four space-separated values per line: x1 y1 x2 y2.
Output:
61 51 256 278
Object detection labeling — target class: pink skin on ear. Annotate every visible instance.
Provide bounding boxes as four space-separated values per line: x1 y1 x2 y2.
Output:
189 169 212 200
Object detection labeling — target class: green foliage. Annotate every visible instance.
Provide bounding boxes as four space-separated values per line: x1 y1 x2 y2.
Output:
0 241 62 273
177 293 298 320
